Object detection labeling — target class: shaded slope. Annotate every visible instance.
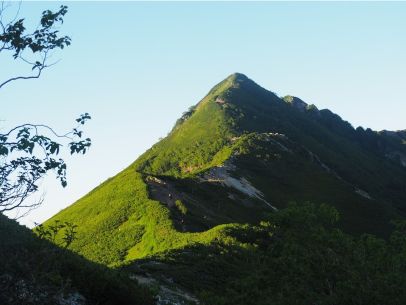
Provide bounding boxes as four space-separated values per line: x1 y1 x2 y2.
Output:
127 203 406 305
0 214 153 305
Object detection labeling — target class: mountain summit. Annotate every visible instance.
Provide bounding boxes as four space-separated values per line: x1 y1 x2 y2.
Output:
46 73 406 266
40 73 406 304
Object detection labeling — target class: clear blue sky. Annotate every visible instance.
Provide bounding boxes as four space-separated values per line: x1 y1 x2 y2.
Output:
1 2 405 226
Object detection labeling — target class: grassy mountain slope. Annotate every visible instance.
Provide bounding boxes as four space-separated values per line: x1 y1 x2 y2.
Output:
43 73 406 303
44 166 239 265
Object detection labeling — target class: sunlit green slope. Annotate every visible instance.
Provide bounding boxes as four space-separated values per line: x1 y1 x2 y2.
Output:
45 165 243 266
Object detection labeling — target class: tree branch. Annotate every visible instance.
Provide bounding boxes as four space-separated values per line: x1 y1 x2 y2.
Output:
0 50 47 90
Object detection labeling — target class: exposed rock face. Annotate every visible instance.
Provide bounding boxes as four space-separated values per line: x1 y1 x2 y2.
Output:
215 97 226 105
283 95 308 112
131 274 200 305
203 161 277 210
355 188 372 200
0 274 86 305
381 130 399 137
57 292 86 305
378 130 406 167
385 151 406 167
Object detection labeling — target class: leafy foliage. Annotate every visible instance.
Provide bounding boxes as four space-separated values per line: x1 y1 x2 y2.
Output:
0 4 71 89
0 114 91 215
0 4 92 217
175 199 188 215
34 220 78 249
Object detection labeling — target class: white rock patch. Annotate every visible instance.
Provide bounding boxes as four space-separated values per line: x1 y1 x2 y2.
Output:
355 188 372 200
203 162 277 210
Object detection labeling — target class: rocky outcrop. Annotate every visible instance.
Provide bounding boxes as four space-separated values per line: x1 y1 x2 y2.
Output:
283 95 308 112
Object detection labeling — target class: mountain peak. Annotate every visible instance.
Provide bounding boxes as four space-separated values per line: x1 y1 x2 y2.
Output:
44 73 406 298
227 72 249 83
219 72 275 100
